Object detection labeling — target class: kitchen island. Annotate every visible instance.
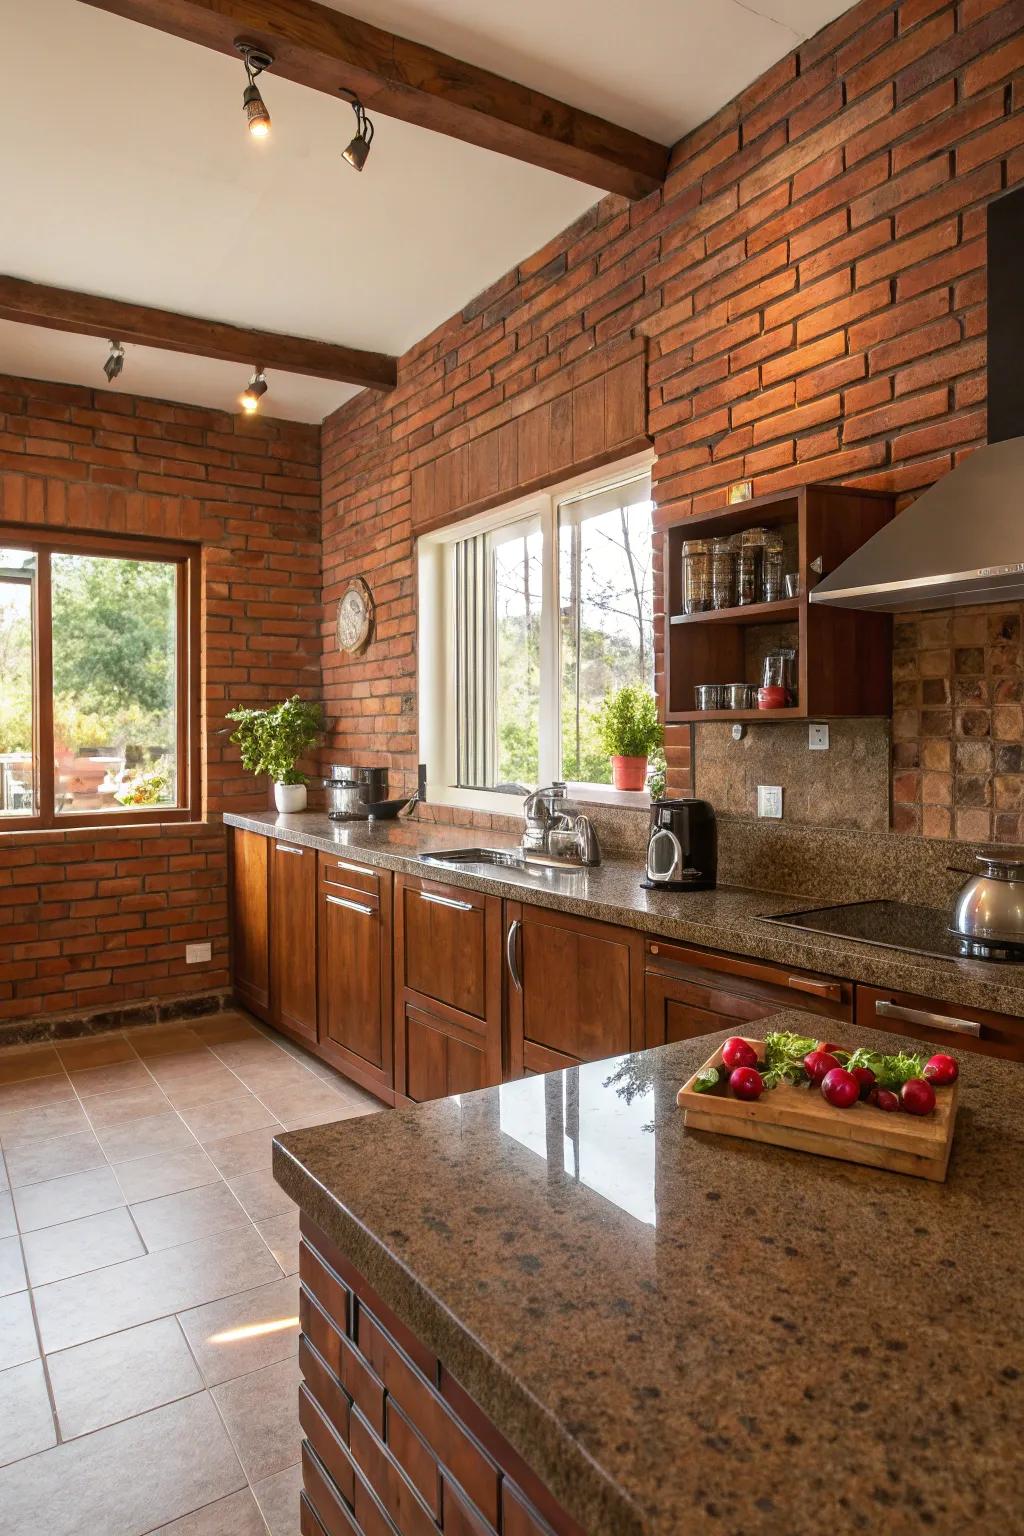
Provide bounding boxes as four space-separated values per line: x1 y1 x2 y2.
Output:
274 1013 1024 1535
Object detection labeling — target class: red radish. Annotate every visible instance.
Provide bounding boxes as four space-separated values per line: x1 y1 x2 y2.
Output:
721 1037 758 1071
923 1053 958 1086
816 1041 842 1055
803 1050 841 1084
820 1067 860 1109
729 1066 764 1101
875 1089 900 1113
850 1065 876 1099
900 1078 936 1116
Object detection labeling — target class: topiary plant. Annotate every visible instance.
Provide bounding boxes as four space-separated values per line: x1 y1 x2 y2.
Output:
596 685 663 760
226 696 323 786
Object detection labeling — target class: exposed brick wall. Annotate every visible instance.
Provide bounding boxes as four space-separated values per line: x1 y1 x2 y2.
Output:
0 375 321 1024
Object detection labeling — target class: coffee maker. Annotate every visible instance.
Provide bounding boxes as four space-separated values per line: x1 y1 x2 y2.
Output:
642 799 717 891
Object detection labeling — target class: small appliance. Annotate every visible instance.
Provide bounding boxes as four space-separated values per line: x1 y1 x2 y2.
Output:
322 765 388 821
951 853 1024 957
643 799 717 892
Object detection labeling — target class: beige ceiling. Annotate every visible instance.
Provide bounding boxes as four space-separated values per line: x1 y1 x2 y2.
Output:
0 0 852 422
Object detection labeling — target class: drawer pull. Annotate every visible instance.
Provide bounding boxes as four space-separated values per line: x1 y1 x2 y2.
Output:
506 920 522 992
334 858 370 876
787 975 842 1002
276 844 305 856
874 1000 981 1038
326 894 374 917
418 891 473 912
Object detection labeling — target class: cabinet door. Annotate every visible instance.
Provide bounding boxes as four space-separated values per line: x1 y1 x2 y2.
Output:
318 876 393 1089
403 1007 493 1103
506 903 644 1074
856 985 1024 1063
271 840 317 1043
230 829 270 1019
645 972 778 1045
399 877 489 1020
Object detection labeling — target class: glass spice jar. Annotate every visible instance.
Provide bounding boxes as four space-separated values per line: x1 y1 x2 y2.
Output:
681 539 712 613
710 537 736 609
735 529 765 606
761 531 786 603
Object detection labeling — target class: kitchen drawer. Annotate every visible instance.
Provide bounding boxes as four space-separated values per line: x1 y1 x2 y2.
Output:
398 875 492 1020
645 937 852 1025
856 985 1024 1062
318 853 381 899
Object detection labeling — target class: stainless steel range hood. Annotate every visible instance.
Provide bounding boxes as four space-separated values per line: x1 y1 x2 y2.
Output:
811 185 1024 614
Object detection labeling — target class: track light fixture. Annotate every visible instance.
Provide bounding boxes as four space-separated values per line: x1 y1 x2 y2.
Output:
103 340 125 384
240 368 268 414
340 91 375 171
235 40 274 140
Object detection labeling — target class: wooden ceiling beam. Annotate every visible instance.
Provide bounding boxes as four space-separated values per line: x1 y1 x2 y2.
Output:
0 276 398 391
77 0 668 199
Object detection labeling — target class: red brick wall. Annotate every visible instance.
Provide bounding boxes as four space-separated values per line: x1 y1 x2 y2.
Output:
321 0 1023 825
0 376 320 1025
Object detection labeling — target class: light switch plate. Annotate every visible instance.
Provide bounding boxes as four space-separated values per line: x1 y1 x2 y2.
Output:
809 723 829 751
757 785 783 819
186 942 212 964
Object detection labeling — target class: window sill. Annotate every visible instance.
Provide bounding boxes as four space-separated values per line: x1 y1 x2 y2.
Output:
425 783 650 817
0 817 213 840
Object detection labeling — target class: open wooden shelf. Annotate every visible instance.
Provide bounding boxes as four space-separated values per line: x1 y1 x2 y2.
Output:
664 483 896 724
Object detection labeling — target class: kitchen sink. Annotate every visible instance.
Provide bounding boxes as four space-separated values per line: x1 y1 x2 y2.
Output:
418 847 587 878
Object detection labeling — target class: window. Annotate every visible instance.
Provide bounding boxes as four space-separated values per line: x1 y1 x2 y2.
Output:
418 456 654 807
0 528 199 828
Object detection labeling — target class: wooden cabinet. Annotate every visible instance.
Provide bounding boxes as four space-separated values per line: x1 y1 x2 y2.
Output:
644 937 852 1047
271 839 318 1045
317 854 394 1101
856 985 1024 1063
506 903 644 1074
394 875 503 1102
229 828 270 1021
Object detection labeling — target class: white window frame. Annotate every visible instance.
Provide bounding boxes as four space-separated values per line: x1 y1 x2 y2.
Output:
417 450 656 815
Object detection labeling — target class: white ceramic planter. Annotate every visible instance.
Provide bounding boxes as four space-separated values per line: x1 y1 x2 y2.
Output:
274 782 307 813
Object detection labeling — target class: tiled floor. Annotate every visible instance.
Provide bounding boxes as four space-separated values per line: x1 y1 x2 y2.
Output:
0 1010 382 1536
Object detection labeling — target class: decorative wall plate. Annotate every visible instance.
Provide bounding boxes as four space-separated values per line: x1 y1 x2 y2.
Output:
336 577 374 655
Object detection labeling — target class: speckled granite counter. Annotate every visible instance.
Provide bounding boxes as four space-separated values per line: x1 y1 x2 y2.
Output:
224 809 1024 1019
274 1013 1024 1535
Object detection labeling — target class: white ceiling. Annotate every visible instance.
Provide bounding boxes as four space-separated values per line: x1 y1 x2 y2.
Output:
1 0 852 423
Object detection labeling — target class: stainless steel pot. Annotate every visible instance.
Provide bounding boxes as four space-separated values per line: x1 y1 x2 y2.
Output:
322 766 388 821
951 853 1024 947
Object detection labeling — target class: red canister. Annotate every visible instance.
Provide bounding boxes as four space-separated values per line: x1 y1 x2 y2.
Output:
757 685 788 709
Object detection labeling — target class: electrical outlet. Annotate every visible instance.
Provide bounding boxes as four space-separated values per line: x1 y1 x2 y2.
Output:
757 785 783 819
186 942 212 965
809 723 830 751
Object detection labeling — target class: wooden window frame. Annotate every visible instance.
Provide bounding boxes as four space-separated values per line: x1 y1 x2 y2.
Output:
0 523 201 831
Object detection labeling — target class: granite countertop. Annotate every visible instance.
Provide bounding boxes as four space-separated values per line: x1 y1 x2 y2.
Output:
224 809 1024 1019
274 1014 1024 1535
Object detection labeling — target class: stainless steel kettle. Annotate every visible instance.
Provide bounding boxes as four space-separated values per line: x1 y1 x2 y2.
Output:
951 853 1024 947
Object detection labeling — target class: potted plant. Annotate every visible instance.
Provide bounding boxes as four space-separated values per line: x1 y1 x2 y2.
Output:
596 684 663 791
226 696 323 813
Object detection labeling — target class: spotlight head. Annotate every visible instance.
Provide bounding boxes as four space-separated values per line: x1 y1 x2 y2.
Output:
240 370 268 414
103 341 125 384
235 41 274 140
340 93 374 171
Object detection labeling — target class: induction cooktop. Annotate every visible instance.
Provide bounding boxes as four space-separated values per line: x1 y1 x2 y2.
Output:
760 899 1024 964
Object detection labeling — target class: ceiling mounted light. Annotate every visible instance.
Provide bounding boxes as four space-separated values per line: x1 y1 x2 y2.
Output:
235 40 274 140
103 340 125 384
340 91 375 171
240 368 268 414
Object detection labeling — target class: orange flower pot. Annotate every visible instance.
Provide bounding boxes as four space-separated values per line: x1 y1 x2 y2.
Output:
611 755 647 791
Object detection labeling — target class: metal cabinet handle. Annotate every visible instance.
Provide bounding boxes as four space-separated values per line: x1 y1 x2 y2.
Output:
334 858 370 876
787 975 842 1002
874 1000 981 1038
506 920 523 992
325 894 374 917
276 844 304 856
418 890 473 912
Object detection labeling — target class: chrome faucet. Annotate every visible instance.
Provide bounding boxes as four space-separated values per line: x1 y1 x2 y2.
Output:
521 782 568 852
521 783 601 866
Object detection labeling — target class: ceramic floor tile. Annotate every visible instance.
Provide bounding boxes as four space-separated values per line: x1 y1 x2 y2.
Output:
191 1015 263 1046
83 1083 170 1131
150 1487 270 1535
13 1165 125 1234
68 1059 154 1099
212 1357 303 1484
0 1358 56 1467
22 1206 145 1287
96 1111 198 1164
0 1073 75 1113
0 1389 245 1536
254 1213 299 1277
252 1463 302 1536
0 1291 38 1370
34 1226 283 1354
130 1027 206 1059
56 1035 134 1070
0 1045 62 1086
3 1130 105 1189
48 1316 204 1439
177 1275 300 1387
277 1100 369 1132
226 1168 296 1224
0 1237 26 1298
204 1126 279 1179
0 1192 14 1239
180 1094 280 1145
0 1097 92 1147
159 1069 251 1110
0 1152 7 1194
131 1182 251 1253
112 1148 220 1205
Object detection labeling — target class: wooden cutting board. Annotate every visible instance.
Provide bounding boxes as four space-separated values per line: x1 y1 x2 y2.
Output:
677 1038 958 1181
